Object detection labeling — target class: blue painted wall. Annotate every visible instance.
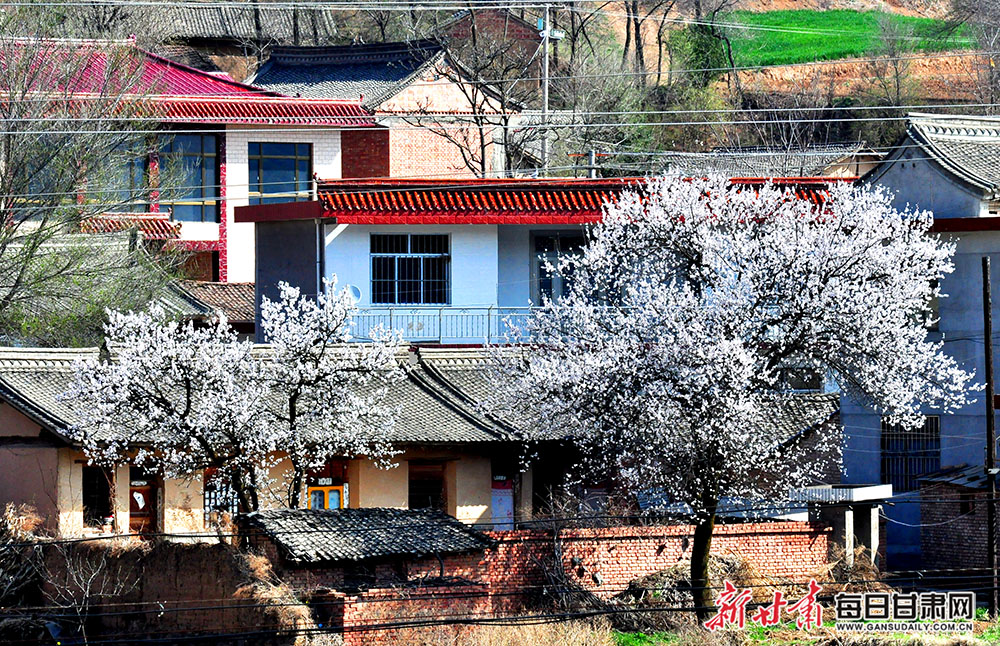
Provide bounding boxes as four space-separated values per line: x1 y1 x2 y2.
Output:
853 141 993 568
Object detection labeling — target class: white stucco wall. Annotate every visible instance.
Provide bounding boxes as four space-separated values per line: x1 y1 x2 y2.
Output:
322 224 499 307
225 127 343 283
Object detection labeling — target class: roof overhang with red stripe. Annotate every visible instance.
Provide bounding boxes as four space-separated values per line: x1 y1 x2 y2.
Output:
234 177 854 225
144 95 375 126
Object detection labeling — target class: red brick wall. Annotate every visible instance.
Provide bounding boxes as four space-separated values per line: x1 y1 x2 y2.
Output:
256 520 831 635
317 584 491 646
342 128 391 179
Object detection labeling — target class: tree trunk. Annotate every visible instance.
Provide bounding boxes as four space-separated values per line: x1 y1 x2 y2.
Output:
621 1 632 68
289 465 304 508
690 500 717 623
632 1 646 85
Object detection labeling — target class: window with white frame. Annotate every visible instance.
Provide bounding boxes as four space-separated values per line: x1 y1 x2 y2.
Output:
370 234 449 305
880 416 941 492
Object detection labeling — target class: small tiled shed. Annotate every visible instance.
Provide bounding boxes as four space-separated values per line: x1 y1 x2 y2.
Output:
240 507 495 591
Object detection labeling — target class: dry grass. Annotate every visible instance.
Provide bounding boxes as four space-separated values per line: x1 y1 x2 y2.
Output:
1 503 43 538
386 619 620 646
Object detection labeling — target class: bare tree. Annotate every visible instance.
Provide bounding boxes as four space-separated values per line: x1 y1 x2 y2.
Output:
951 0 1000 113
0 6 182 344
41 540 145 644
401 17 542 177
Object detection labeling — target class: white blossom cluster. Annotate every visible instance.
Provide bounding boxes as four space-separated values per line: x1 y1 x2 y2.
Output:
62 277 403 511
490 175 978 518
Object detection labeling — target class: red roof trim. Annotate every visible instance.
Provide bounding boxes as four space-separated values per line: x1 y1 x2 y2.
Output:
234 177 853 225
930 217 1000 233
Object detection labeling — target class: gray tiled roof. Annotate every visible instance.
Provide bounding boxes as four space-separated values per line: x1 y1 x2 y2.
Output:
658 144 866 178
0 346 509 446
165 5 337 43
250 40 444 106
906 113 1000 197
769 392 841 445
0 348 96 434
241 507 493 564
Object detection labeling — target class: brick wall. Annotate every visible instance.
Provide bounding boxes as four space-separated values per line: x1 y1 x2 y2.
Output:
921 482 994 575
342 128 390 179
313 584 491 646
255 519 831 638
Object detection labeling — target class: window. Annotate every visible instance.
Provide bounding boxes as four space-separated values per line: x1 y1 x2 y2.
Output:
409 461 446 511
248 142 312 205
880 416 941 492
371 234 449 305
162 134 219 222
115 150 147 210
82 466 113 527
532 232 586 303
203 468 239 520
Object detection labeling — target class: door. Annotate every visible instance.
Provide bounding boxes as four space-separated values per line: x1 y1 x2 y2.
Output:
491 476 515 530
128 468 158 534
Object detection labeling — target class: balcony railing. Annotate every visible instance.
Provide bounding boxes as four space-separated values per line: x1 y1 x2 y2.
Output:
351 307 533 344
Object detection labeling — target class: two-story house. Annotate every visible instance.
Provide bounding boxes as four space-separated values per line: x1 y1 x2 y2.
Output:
855 112 1000 568
56 40 384 283
250 40 512 179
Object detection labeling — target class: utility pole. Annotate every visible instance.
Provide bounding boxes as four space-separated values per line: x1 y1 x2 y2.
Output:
983 256 998 617
588 149 597 178
540 4 550 174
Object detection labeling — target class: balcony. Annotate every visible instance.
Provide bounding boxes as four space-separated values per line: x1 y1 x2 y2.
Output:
351 307 533 344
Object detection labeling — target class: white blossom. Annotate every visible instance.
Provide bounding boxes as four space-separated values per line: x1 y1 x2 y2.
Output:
62 277 404 512
490 174 978 519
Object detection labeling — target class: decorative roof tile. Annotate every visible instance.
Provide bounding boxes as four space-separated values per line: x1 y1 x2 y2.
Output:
251 40 444 107
905 113 1000 197
241 508 493 565
21 40 373 126
80 213 181 240
235 177 846 225
178 281 255 324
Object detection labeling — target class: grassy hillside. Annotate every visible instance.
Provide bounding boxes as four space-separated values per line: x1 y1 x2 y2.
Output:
724 10 973 67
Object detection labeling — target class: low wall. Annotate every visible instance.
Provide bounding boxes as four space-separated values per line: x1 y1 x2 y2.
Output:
275 520 832 641
313 584 491 646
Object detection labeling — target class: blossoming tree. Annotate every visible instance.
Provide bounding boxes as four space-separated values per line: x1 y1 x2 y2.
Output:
63 278 402 514
490 175 977 619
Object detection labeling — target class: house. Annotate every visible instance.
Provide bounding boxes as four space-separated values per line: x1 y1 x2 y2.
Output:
852 112 1000 568
175 281 257 337
163 4 338 79
250 40 513 179
0 339 842 538
658 144 885 179
235 177 849 344
0 346 534 537
41 39 384 283
438 8 543 80
918 465 995 594
241 507 494 590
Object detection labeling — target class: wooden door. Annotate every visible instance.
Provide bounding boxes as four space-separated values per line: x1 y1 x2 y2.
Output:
128 469 158 534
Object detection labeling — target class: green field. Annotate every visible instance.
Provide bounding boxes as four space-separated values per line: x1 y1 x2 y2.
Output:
722 10 973 67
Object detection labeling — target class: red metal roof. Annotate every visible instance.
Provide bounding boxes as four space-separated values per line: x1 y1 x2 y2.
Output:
80 213 180 240
14 39 373 126
235 177 853 225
